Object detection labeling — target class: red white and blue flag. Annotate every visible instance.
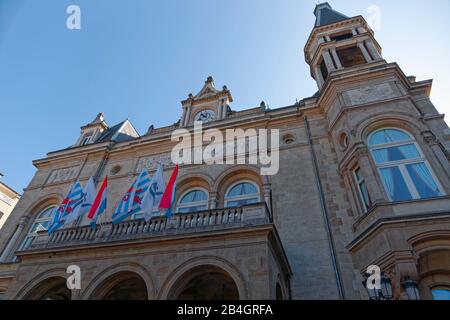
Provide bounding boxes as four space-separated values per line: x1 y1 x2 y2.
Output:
87 176 108 228
112 170 151 224
159 164 178 219
48 180 84 234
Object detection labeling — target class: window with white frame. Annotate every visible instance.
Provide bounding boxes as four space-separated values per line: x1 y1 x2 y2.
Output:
353 167 371 211
224 181 260 207
177 189 208 214
20 206 56 250
368 128 443 202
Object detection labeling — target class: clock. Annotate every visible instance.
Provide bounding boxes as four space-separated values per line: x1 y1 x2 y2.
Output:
194 109 216 123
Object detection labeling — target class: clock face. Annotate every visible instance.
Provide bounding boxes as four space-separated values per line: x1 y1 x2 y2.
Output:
194 109 216 123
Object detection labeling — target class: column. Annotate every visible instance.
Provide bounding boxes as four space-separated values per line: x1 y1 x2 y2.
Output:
180 107 187 127
357 41 372 62
330 47 343 69
222 103 228 119
322 50 336 72
209 193 218 209
358 149 386 203
0 217 29 262
314 66 325 88
217 104 223 120
263 185 272 215
183 106 192 126
365 40 382 60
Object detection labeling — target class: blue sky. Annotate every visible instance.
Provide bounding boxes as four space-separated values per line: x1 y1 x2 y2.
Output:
1 0 449 192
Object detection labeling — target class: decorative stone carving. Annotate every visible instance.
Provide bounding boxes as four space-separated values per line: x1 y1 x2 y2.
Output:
135 154 174 172
345 83 396 106
46 166 80 184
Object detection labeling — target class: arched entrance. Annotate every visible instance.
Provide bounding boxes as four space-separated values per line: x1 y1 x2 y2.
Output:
90 271 148 300
169 266 239 300
23 277 71 300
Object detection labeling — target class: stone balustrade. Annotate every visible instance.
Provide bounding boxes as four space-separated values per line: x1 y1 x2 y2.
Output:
21 203 271 252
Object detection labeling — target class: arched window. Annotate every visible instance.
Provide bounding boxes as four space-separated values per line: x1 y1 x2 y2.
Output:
432 287 450 300
20 206 56 250
368 128 443 202
177 189 209 214
225 182 260 207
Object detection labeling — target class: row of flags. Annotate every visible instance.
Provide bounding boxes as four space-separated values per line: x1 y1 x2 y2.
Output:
48 164 179 234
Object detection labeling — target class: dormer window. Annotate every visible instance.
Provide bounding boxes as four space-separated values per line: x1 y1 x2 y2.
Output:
81 135 92 146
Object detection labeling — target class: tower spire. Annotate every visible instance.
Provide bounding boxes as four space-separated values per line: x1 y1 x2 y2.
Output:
314 2 348 27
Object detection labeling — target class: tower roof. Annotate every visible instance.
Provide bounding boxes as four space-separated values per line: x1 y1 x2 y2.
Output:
314 2 348 27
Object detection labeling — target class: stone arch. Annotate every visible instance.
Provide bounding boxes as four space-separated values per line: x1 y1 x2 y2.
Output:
274 273 289 300
408 230 450 300
14 267 70 300
82 262 155 300
213 165 267 208
176 172 213 201
354 113 424 144
158 256 248 300
23 193 64 221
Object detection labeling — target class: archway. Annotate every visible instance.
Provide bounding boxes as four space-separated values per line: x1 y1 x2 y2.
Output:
90 271 148 300
23 277 71 300
169 266 239 300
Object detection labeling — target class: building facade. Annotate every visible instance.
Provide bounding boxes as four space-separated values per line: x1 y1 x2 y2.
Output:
0 175 20 231
0 3 449 300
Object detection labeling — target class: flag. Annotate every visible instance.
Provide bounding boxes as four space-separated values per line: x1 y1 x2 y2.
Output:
87 176 108 228
48 180 84 234
112 170 151 224
141 163 166 221
64 177 96 226
159 164 178 219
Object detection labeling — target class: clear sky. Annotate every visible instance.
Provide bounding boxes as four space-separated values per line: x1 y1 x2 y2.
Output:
1 0 449 192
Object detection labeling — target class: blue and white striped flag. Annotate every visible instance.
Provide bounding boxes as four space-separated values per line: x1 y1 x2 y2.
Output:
48 180 84 234
112 170 151 224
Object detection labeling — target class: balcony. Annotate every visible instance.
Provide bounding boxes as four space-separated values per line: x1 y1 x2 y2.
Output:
19 203 272 253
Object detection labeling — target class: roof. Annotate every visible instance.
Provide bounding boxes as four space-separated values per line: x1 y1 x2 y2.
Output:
314 2 348 27
0 180 21 197
95 120 139 143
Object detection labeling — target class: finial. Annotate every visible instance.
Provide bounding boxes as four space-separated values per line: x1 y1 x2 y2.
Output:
206 76 214 83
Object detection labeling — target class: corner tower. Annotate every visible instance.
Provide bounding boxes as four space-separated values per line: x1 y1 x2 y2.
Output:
305 2 384 89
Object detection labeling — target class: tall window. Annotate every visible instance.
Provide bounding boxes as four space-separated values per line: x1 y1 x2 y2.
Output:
177 189 208 214
225 182 260 207
432 288 450 300
354 167 371 211
20 206 56 250
368 128 443 202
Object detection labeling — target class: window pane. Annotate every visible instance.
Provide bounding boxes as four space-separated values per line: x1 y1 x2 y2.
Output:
380 167 412 201
178 205 207 214
406 163 441 198
432 289 450 300
359 182 371 209
180 190 207 204
38 207 56 219
228 183 257 197
369 129 411 146
354 168 362 181
372 144 420 164
226 198 259 208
